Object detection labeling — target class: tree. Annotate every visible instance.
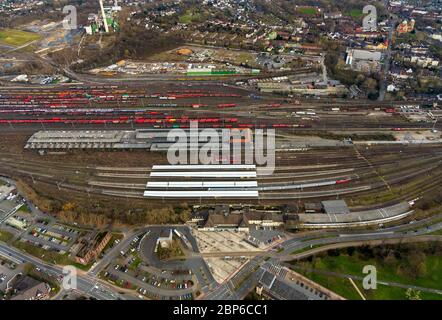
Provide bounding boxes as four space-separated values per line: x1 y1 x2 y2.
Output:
362 78 378 92
179 209 191 223
405 288 421 300
62 202 76 211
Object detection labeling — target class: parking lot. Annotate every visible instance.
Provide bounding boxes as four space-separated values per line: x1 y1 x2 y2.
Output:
0 199 26 228
0 257 21 294
0 185 31 242
101 233 197 300
191 229 264 254
23 222 80 254
190 229 270 284
249 228 286 249
15 219 83 256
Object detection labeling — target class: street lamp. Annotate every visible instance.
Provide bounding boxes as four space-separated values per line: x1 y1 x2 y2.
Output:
432 118 438 133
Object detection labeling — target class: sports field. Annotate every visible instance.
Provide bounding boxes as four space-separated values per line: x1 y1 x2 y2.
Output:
297 7 317 15
0 29 41 46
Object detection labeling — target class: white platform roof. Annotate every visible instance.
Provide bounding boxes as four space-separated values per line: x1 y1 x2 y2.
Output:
143 190 259 198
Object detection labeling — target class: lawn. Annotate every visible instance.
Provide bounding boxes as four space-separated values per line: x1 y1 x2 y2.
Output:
156 239 184 260
71 261 94 271
0 230 13 242
24 264 60 296
13 240 71 265
429 229 442 236
179 10 201 24
291 243 442 300
100 233 124 257
129 253 142 270
292 244 326 255
0 29 41 46
297 7 317 15
18 204 31 213
298 271 442 300
16 240 93 270
346 9 364 19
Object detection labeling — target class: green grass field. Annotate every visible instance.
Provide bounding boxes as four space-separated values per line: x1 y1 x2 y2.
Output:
299 271 442 300
15 239 93 270
0 29 41 46
297 7 317 15
291 243 442 300
179 10 201 24
292 244 325 254
13 240 71 265
429 229 442 236
18 204 31 213
0 230 13 242
346 9 364 19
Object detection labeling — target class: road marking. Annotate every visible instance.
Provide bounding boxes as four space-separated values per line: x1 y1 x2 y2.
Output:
0 203 24 225
0 250 22 264
348 277 366 300
378 209 385 218
339 231 394 237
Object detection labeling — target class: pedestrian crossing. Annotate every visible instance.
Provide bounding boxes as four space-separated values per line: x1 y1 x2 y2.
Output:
264 261 288 278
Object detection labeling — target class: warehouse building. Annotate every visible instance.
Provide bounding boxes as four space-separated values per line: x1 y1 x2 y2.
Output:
345 48 382 72
297 201 414 228
304 200 350 214
25 130 148 150
25 129 241 151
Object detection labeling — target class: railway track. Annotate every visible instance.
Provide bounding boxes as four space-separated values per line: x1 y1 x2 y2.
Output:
0 141 441 204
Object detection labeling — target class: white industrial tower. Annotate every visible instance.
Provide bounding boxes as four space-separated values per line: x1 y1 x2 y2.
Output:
98 0 109 33
112 0 122 11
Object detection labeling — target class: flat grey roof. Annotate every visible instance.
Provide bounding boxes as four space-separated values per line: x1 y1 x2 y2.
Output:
299 202 411 224
351 49 382 61
321 200 350 215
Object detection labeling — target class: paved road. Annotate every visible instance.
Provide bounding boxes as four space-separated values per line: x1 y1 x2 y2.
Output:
0 203 23 225
89 229 142 277
2 215 442 300
3 177 442 300
378 17 397 101
283 234 442 262
291 265 442 296
110 268 195 297
203 256 265 300
0 242 132 300
139 226 218 294
202 213 442 300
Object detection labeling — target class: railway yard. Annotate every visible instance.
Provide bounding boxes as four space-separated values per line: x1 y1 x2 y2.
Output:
2 0 442 305
0 83 441 207
1 134 442 216
0 80 442 301
0 84 440 132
